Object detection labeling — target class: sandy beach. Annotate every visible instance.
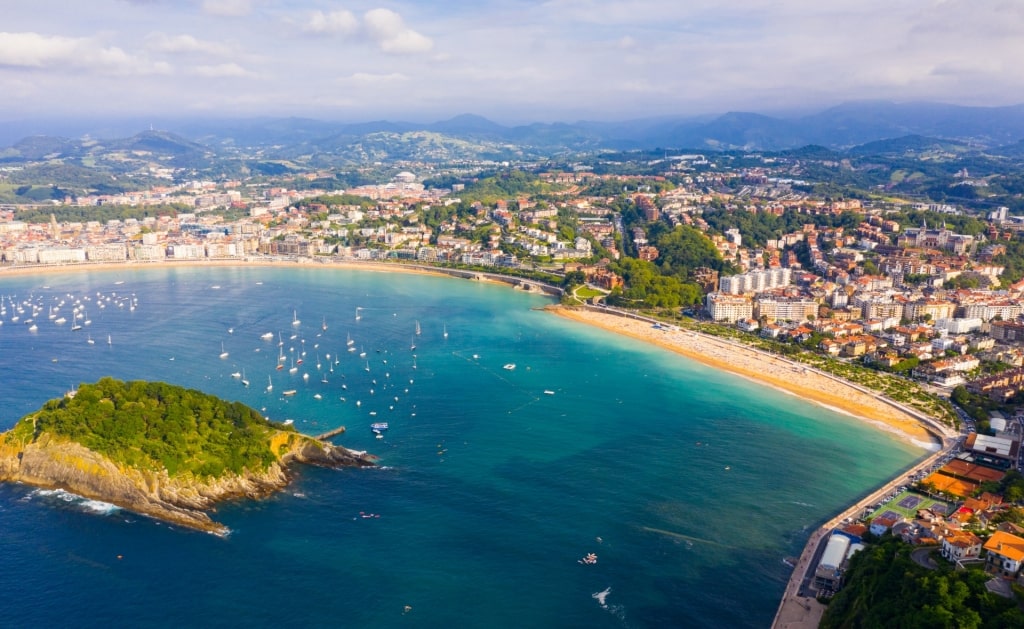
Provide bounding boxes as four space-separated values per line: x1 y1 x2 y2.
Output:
552 306 944 447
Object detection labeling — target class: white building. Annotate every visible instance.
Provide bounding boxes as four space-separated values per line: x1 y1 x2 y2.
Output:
85 244 128 262
37 248 87 264
705 293 754 323
934 318 983 334
718 268 791 295
169 244 206 259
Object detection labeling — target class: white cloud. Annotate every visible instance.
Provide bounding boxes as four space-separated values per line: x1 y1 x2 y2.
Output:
0 31 171 75
192 62 256 78
0 31 79 67
363 8 433 54
201 0 252 17
304 10 359 36
146 33 233 56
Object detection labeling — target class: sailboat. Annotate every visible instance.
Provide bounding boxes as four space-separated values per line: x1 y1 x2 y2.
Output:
219 342 229 359
87 333 95 345
266 376 273 393
410 335 417 351
346 332 355 347
107 334 112 346
443 323 448 339
415 320 421 336
322 316 328 331
241 369 250 387
292 310 301 326
355 307 362 321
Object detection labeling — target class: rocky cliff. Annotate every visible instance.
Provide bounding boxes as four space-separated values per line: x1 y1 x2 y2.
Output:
0 429 376 535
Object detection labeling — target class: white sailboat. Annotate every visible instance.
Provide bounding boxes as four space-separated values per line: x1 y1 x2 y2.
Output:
443 323 448 339
415 320 421 336
292 310 301 326
355 307 362 321
107 334 112 346
219 342 229 359
322 316 328 331
266 376 273 393
241 369 250 387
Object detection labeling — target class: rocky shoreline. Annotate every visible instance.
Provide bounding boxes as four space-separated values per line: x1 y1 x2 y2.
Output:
0 430 377 535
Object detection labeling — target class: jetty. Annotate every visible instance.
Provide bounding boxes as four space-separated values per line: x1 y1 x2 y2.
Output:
315 426 347 441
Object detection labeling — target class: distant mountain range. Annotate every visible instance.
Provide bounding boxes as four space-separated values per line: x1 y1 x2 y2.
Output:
4 101 1024 162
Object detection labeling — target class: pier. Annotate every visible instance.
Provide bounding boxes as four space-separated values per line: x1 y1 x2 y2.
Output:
315 426 346 441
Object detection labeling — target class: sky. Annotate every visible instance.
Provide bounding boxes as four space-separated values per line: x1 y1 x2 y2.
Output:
2 0 1023 124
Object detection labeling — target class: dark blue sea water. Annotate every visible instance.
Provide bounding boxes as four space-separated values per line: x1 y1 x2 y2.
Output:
0 266 924 627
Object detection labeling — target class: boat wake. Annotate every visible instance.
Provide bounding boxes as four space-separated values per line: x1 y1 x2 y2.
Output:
592 587 612 608
592 587 627 623
28 488 121 516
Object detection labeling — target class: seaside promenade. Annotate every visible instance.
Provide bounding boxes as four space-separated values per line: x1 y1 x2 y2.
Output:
770 442 953 628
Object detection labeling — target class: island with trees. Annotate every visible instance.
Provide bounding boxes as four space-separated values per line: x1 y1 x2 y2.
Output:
0 378 376 535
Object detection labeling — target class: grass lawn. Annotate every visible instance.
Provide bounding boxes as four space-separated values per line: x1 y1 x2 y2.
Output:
575 286 605 298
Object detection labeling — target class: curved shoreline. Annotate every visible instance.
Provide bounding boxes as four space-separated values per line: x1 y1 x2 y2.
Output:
551 305 954 448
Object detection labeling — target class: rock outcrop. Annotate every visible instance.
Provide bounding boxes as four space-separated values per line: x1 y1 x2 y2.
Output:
0 430 376 535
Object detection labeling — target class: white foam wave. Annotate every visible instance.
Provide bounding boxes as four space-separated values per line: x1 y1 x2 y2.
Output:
592 587 611 608
29 488 120 514
912 438 942 452
79 499 121 515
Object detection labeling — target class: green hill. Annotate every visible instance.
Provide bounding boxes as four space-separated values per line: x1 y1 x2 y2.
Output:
0 378 376 534
10 377 287 477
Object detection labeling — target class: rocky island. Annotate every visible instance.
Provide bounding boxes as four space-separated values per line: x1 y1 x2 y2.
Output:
0 377 376 535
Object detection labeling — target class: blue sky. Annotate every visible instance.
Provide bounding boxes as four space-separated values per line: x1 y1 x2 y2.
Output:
1 0 1021 123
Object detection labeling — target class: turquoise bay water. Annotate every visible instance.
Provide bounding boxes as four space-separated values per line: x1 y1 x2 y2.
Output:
0 266 924 627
